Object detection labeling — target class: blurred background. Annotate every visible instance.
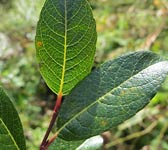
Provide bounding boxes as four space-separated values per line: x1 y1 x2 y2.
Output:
0 0 168 149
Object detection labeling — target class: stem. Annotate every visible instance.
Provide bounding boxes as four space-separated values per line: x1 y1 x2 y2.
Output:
154 121 168 150
44 133 58 149
105 121 158 149
40 92 63 150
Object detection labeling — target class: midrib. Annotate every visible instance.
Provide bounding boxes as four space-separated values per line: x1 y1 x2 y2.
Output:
0 118 20 150
56 61 165 135
59 0 67 94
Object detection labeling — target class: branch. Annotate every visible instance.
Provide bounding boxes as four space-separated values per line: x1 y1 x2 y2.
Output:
40 93 63 150
105 121 158 149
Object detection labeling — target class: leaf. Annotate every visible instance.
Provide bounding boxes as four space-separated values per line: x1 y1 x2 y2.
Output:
49 135 103 150
35 0 97 95
56 51 168 140
49 137 84 150
76 135 103 150
0 87 26 150
0 119 19 150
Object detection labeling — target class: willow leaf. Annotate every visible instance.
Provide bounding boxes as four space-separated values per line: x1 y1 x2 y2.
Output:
0 87 26 150
56 51 168 140
35 0 97 95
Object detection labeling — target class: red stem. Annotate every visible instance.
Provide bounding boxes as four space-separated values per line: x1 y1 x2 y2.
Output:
40 93 63 150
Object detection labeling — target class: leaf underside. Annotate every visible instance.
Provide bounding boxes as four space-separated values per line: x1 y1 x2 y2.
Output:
56 51 168 140
35 0 97 95
0 87 26 150
76 135 103 150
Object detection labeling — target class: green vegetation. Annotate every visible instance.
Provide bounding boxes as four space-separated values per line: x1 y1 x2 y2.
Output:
35 0 97 95
0 0 168 150
0 87 26 150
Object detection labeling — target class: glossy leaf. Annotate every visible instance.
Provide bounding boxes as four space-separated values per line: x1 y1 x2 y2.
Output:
0 87 26 150
35 0 97 95
56 51 168 140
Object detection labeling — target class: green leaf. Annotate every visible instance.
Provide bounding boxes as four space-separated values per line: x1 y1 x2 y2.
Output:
49 135 103 150
0 87 26 150
76 135 103 150
0 119 19 150
35 0 97 95
56 51 168 140
49 137 84 150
